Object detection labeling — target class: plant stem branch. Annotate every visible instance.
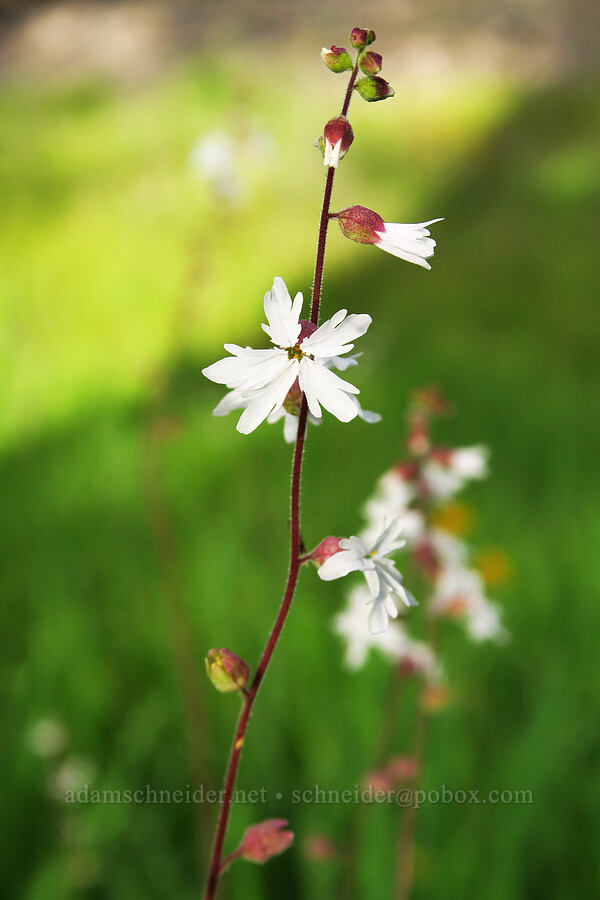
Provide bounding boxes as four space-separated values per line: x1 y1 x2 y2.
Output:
203 59 359 900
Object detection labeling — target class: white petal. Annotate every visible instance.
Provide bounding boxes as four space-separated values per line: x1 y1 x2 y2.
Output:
212 389 247 417
236 361 299 434
369 601 389 634
262 277 302 347
302 311 372 359
299 360 360 423
283 413 299 443
371 519 405 556
318 549 365 581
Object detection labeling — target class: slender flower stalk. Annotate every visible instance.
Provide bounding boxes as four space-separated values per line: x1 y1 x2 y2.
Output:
203 53 361 900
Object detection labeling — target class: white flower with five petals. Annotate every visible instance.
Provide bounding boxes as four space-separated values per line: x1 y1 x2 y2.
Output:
318 519 416 634
202 277 372 434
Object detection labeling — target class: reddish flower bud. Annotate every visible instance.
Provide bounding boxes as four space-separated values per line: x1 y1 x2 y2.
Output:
359 50 382 75
336 205 384 244
322 116 354 168
240 819 294 864
350 27 376 49
321 45 353 73
205 648 250 693
354 75 394 102
307 536 342 567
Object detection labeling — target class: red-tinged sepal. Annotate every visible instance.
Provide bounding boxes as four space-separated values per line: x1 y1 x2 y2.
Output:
321 45 353 73
359 50 382 75
350 27 376 49
335 205 385 244
354 75 394 102
239 819 294 864
306 536 343 567
322 115 354 168
205 648 250 693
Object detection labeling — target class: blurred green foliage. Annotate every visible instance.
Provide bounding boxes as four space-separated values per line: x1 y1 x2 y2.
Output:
1 55 599 900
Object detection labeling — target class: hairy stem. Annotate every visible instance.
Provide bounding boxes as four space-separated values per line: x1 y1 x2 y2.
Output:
202 59 359 900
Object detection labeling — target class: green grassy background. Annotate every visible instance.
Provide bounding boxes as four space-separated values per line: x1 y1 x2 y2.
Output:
1 50 599 899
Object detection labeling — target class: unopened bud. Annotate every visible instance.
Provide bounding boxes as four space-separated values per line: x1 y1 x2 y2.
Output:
322 116 354 168
350 27 376 49
359 50 382 75
205 648 250 693
240 819 294 864
354 75 394 102
308 536 342 567
336 205 384 244
320 45 353 73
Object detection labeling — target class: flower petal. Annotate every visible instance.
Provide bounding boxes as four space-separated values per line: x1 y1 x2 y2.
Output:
318 549 364 581
262 277 302 347
299 360 360 423
302 311 372 358
236 360 299 434
368 600 389 634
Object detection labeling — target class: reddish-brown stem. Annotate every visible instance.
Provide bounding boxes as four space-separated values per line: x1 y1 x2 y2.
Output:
203 58 359 900
218 849 243 875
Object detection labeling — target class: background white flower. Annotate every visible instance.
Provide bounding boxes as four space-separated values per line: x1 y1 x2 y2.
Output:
334 586 439 676
203 277 372 434
318 519 416 634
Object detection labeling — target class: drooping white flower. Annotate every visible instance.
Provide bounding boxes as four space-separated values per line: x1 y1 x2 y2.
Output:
336 206 443 270
322 116 354 168
213 353 381 442
203 277 372 434
318 519 416 634
430 564 507 643
422 445 489 499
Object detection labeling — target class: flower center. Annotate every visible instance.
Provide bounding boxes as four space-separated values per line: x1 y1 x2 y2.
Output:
287 345 304 361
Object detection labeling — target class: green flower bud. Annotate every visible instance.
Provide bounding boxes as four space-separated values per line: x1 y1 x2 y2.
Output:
205 648 250 693
354 75 394 102
320 45 353 73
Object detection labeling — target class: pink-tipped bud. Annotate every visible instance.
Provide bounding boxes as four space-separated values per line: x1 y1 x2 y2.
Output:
240 819 294 864
320 45 353 73
205 648 250 693
308 536 342 568
350 27 376 49
322 116 354 168
336 205 384 245
354 75 394 102
359 50 382 75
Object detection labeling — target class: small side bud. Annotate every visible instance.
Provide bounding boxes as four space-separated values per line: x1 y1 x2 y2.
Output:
350 27 376 49
336 205 385 244
322 116 354 168
307 536 342 567
240 819 294 864
359 50 382 75
205 648 250 693
320 45 353 73
354 75 394 102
